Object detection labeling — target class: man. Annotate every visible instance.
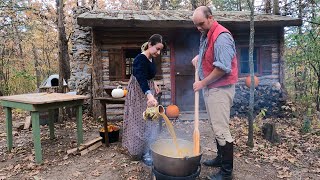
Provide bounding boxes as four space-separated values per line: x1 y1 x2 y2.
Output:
191 6 238 180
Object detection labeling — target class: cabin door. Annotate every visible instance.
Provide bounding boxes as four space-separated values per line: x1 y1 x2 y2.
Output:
173 31 206 111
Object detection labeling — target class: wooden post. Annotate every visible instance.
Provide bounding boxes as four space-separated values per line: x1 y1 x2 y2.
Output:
31 111 42 164
5 107 13 152
76 105 84 145
48 109 55 139
101 102 109 147
91 28 103 119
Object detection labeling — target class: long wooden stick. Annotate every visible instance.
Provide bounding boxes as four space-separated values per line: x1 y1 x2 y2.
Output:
193 68 200 155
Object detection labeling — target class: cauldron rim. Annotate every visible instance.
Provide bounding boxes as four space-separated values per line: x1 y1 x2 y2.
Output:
150 138 202 159
150 138 202 177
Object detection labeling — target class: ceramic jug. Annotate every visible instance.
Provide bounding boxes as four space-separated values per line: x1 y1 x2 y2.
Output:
143 105 165 121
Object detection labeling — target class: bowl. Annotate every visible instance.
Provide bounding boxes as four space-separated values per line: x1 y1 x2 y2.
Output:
99 129 120 143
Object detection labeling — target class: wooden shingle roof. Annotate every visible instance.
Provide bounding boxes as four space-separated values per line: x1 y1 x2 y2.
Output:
77 10 302 28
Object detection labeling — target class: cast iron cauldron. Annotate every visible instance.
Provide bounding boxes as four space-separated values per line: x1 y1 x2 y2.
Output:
150 139 202 177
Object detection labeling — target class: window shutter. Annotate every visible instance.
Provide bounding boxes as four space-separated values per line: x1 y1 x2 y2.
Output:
108 49 123 81
261 46 272 75
154 55 163 80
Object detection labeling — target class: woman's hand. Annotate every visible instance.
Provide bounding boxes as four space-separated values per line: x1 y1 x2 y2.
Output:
147 93 158 107
154 81 160 95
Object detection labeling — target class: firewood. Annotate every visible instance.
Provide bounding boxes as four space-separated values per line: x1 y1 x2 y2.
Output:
67 137 102 155
24 116 31 129
80 141 102 156
67 147 78 155
79 136 102 151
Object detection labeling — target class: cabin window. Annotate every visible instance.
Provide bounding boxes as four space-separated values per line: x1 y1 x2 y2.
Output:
124 49 141 79
109 48 163 81
237 47 272 76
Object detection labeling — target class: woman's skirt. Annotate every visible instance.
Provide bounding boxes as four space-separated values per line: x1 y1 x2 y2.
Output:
122 76 159 156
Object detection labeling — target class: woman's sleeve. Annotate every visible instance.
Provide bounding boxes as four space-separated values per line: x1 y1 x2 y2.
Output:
133 56 150 94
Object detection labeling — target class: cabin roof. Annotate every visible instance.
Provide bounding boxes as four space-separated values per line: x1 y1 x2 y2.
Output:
77 10 302 28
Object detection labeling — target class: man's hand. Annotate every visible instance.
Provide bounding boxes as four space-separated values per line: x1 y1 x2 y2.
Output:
193 80 205 92
191 55 199 67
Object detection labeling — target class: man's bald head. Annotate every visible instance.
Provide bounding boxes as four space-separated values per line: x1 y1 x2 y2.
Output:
192 6 214 34
193 6 213 19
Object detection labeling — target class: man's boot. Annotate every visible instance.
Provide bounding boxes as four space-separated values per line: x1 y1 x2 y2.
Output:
207 142 233 180
203 140 222 167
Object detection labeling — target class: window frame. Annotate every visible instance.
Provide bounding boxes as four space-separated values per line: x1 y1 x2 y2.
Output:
236 46 262 77
109 46 163 82
122 47 142 82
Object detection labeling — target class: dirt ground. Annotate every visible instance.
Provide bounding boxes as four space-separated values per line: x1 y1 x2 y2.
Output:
0 109 319 180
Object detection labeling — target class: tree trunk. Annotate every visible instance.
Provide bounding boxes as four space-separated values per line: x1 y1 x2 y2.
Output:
279 28 286 92
273 0 280 15
294 63 298 100
32 43 41 88
57 0 70 93
142 0 148 10
191 0 197 10
247 0 255 148
237 0 242 11
265 0 271 13
298 0 302 34
317 79 320 111
161 0 168 10
57 0 71 122
262 123 280 143
90 0 97 10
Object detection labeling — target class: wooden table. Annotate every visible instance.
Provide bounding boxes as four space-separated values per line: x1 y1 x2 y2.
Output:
95 97 125 147
0 93 88 164
95 93 163 147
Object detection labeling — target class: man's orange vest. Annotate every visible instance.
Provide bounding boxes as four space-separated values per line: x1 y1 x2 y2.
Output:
202 21 238 88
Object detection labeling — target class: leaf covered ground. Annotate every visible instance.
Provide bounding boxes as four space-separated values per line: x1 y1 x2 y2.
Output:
0 109 319 180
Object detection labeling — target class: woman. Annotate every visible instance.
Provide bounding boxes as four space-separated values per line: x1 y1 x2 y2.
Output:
122 34 165 166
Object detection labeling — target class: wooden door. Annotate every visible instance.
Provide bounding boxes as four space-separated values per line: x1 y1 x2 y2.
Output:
173 30 206 111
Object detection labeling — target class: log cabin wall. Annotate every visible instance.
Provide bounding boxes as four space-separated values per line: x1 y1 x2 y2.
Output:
229 26 286 116
95 28 173 120
232 27 282 84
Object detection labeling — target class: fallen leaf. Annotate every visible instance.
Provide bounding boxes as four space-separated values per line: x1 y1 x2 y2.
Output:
121 163 129 168
287 157 296 163
13 164 21 172
27 163 35 170
72 171 81 177
91 170 101 177
28 170 39 176
244 159 250 164
130 161 139 165
294 148 303 154
234 153 241 157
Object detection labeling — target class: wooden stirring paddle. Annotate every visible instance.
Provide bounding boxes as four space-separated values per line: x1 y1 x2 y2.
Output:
193 68 200 155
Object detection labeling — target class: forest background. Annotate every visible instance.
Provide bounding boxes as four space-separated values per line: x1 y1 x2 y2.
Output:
0 0 319 123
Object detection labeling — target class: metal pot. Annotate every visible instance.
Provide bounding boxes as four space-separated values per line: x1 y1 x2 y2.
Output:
150 139 202 177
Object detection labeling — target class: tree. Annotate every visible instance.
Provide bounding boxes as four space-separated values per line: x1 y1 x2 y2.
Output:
57 0 70 93
247 0 255 147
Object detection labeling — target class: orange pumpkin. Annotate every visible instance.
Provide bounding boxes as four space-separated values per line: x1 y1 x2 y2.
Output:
123 88 128 97
245 75 259 88
166 105 180 118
